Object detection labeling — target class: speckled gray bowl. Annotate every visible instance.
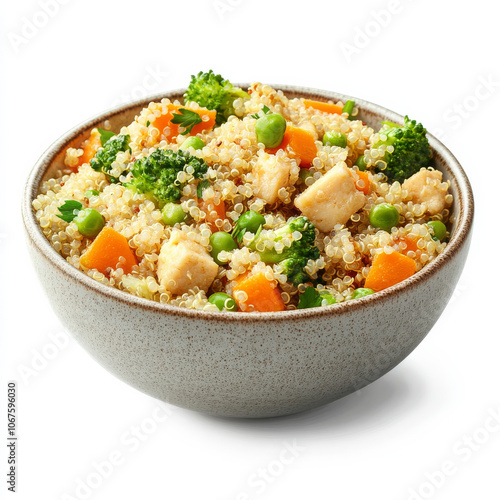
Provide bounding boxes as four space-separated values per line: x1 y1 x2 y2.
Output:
22 85 474 418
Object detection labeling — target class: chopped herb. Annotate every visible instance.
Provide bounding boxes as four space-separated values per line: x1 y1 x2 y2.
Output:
97 128 116 146
197 179 211 199
298 286 336 309
85 189 100 198
298 286 322 309
171 108 203 135
56 200 83 223
251 105 271 120
146 120 150 127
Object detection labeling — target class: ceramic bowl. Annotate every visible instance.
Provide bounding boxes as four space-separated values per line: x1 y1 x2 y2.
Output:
22 85 474 418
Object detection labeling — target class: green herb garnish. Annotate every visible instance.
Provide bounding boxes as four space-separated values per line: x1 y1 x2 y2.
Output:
56 200 83 223
97 128 116 146
197 179 211 199
298 286 336 309
171 108 203 135
251 105 271 120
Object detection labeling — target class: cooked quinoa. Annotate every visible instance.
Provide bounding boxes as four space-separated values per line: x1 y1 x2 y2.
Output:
33 74 453 313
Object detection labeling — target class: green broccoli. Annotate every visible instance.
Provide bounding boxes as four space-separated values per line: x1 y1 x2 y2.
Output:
371 116 431 182
248 216 320 286
125 148 208 205
184 70 249 126
90 134 131 182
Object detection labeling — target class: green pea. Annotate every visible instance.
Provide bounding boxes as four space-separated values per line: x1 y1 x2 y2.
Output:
208 292 238 312
352 288 374 299
232 210 265 243
162 203 186 226
319 290 336 305
180 136 205 151
236 211 265 235
85 189 99 198
323 131 347 148
427 220 447 241
209 231 238 265
355 155 367 171
255 113 286 148
369 203 400 232
74 208 105 237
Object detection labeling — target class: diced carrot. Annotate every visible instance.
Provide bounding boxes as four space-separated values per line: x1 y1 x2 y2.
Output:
364 250 417 292
286 126 317 167
351 170 371 195
149 112 173 139
395 236 418 255
303 99 344 115
188 107 217 136
198 198 226 232
266 125 317 167
74 128 102 171
233 272 285 312
80 226 138 275
149 104 216 141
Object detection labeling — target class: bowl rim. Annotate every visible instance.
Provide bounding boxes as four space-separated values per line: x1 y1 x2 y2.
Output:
22 84 474 323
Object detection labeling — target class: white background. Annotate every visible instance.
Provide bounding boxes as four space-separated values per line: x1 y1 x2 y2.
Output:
1 1 499 499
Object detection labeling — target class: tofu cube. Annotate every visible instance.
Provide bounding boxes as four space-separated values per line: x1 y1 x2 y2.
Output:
402 168 450 215
157 230 218 295
294 162 366 232
252 151 292 205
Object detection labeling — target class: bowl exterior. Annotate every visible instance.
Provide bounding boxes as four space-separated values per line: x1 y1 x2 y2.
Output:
25 227 471 418
23 86 474 418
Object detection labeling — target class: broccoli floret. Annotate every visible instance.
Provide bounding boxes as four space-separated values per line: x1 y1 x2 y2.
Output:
371 116 431 183
90 134 130 182
125 149 208 205
249 216 320 286
184 70 249 126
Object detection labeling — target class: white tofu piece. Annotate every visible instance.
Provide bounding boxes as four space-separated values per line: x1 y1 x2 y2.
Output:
252 151 292 205
294 162 366 232
402 168 449 215
157 230 218 295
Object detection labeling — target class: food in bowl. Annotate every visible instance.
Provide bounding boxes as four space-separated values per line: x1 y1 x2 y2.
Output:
32 71 454 313
24 78 473 417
